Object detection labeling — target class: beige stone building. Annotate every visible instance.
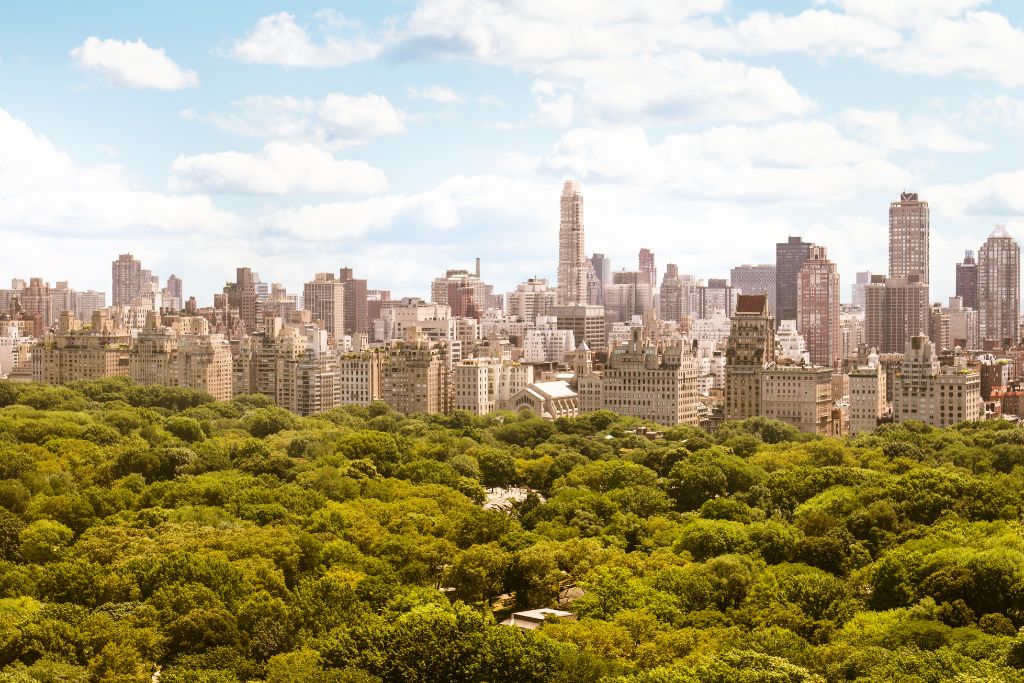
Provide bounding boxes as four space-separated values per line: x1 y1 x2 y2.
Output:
129 313 233 401
381 339 451 415
503 381 579 420
32 310 130 384
551 303 606 351
580 328 699 426
892 334 983 427
849 354 888 435
453 357 533 415
760 363 834 435
725 294 775 421
337 350 383 406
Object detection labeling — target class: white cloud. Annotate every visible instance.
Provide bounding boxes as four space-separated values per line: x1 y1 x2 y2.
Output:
0 107 237 235
926 171 1024 217
727 9 901 56
70 37 198 90
184 92 405 149
406 85 463 104
169 142 388 195
541 123 908 201
815 0 989 28
228 11 379 67
399 0 813 124
839 109 986 152
874 11 1024 87
967 95 1024 132
262 174 551 241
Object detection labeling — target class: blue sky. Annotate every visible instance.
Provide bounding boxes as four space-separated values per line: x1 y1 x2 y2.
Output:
3 0 1024 304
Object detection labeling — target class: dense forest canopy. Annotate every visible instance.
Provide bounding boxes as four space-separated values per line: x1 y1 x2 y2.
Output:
2 377 1024 681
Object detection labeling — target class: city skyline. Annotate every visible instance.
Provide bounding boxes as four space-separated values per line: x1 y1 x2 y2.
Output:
3 2 1024 300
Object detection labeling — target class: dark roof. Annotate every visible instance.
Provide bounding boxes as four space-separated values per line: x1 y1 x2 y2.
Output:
735 294 768 315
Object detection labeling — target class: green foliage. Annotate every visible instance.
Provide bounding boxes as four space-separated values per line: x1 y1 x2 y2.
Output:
2 382 1024 680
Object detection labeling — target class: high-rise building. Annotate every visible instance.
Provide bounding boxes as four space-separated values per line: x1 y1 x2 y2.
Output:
552 304 606 350
303 273 346 342
892 334 982 427
164 274 183 311
955 250 978 311
32 310 130 383
224 267 262 333
659 264 695 323
775 236 811 326
20 278 53 330
430 266 499 315
864 275 930 354
381 339 451 415
945 296 979 350
129 313 233 401
604 271 653 323
760 363 834 435
724 294 775 421
506 278 557 320
337 350 383 406
797 245 841 367
339 267 368 335
590 253 611 285
557 180 587 306
694 278 737 319
730 264 776 318
978 226 1020 349
112 253 142 307
889 191 930 283
453 357 533 415
638 248 657 290
578 328 699 426
849 352 887 435
851 271 873 309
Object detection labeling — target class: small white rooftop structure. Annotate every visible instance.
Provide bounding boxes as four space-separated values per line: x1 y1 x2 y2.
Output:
501 608 576 630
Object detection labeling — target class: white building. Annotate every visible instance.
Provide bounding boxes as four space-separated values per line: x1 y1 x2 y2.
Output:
776 320 810 364
454 358 534 415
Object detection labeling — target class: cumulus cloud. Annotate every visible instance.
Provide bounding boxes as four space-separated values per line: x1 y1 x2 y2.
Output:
70 37 198 90
183 92 405 149
169 142 388 195
228 11 379 67
926 171 1024 217
839 109 986 152
398 0 814 124
540 123 908 202
0 107 237 235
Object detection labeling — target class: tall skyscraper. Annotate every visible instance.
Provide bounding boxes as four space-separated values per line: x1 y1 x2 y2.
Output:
725 294 775 421
955 250 979 312
851 271 873 309
224 267 262 333
112 253 142 307
339 267 368 335
796 245 841 367
730 264 776 318
889 191 930 283
776 236 811 326
557 180 587 306
659 264 695 323
978 225 1021 348
864 275 930 354
303 272 346 341
638 248 657 290
590 253 611 285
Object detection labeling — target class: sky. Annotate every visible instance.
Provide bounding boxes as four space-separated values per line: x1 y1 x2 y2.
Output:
3 0 1024 305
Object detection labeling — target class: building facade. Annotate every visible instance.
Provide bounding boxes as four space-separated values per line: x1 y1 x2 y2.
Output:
557 180 587 306
977 225 1020 349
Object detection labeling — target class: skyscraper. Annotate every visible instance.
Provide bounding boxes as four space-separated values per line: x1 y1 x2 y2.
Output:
978 225 1020 348
303 272 346 342
776 236 811 326
224 267 262 333
557 180 587 306
889 191 929 283
864 275 930 354
796 245 841 367
956 250 978 312
339 267 368 335
725 294 775 421
112 253 142 307
659 264 695 323
638 248 657 290
730 264 777 318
